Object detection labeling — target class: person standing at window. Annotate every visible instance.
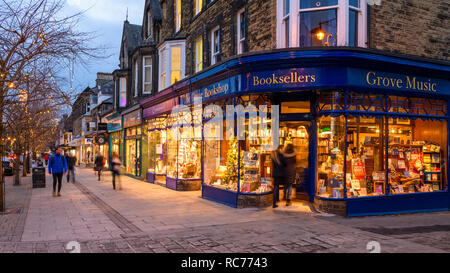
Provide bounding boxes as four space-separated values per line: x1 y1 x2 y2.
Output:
271 145 285 208
282 144 297 206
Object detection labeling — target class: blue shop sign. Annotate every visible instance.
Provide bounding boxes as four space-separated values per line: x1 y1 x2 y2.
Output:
347 68 450 95
107 122 122 132
181 76 240 105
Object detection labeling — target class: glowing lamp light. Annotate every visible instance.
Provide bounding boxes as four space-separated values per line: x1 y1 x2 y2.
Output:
316 31 325 41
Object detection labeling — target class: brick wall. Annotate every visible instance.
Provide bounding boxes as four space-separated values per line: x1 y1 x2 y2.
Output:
369 0 449 60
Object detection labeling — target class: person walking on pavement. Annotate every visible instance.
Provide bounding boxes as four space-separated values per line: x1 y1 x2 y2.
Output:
44 154 49 166
282 144 297 206
66 152 77 183
94 151 105 181
48 148 67 197
271 145 285 208
111 152 122 190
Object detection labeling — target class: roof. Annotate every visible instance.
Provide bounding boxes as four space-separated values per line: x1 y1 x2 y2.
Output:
146 0 162 21
124 21 142 54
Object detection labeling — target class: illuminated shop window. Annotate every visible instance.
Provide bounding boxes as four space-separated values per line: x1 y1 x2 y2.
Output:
317 115 346 198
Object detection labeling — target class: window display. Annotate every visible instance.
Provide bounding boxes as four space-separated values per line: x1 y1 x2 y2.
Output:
147 117 167 177
388 119 447 194
166 124 178 178
317 116 345 198
346 116 386 197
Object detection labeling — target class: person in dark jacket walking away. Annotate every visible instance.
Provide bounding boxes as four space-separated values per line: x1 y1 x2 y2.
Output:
282 144 297 206
94 152 105 181
66 152 77 183
271 145 285 208
48 148 67 197
111 152 122 190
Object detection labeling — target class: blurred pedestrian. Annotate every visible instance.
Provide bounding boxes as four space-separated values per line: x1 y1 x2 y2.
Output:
66 152 77 183
48 148 67 197
44 154 49 166
111 152 122 190
94 151 105 181
271 145 285 208
282 144 297 206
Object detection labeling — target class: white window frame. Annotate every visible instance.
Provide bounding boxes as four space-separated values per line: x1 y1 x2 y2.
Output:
175 0 182 32
282 0 290 48
134 60 138 97
119 77 127 107
158 40 186 91
143 56 152 94
236 8 246 54
194 35 203 73
276 0 367 48
210 26 220 65
194 0 203 16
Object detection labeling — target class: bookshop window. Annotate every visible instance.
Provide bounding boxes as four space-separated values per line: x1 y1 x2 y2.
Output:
318 91 345 112
346 116 386 197
166 125 178 179
388 118 447 194
237 96 273 194
317 115 345 198
148 129 166 175
178 126 201 179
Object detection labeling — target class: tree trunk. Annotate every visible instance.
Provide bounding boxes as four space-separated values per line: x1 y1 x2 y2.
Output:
22 152 27 177
14 156 20 186
0 112 4 211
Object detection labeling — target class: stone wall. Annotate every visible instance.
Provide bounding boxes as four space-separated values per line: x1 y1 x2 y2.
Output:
369 0 449 60
237 194 273 208
313 198 347 216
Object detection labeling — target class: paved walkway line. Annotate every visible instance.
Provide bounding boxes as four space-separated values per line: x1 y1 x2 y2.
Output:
10 183 32 242
73 181 143 235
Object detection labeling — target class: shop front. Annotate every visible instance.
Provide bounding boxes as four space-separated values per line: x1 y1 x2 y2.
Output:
107 114 123 167
141 48 450 216
147 116 167 186
123 109 143 178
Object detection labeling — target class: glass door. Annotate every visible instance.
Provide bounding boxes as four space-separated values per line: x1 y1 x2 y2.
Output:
279 121 311 199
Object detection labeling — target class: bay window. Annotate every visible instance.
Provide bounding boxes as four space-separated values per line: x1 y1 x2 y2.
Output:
277 0 367 48
143 56 152 94
158 40 186 91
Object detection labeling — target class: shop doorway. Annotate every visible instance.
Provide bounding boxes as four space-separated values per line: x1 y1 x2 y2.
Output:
126 139 141 177
279 121 311 201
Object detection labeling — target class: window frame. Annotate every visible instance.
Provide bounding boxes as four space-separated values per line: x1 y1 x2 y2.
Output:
175 0 182 33
194 0 203 16
158 40 186 91
194 35 203 73
276 0 367 48
210 26 220 65
143 56 152 94
236 8 246 55
134 59 138 97
119 77 127 107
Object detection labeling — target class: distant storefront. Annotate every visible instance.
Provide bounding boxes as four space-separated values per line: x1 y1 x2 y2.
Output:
123 109 143 178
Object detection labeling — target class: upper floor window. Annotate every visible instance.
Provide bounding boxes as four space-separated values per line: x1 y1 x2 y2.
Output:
194 35 203 72
143 56 152 94
277 0 367 48
194 0 203 16
236 8 246 54
210 26 220 65
120 77 127 107
134 60 138 97
175 0 181 32
158 41 186 91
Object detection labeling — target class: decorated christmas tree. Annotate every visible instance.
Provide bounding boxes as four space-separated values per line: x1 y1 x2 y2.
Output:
223 139 244 185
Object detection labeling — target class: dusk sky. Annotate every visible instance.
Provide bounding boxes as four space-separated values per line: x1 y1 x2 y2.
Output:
61 0 144 99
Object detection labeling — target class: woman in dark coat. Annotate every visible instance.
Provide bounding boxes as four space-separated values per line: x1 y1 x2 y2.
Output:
271 145 285 208
282 144 297 206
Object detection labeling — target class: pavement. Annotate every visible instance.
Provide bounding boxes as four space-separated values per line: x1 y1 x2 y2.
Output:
0 167 449 253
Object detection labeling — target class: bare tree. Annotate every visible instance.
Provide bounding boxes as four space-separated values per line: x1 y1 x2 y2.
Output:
0 0 104 210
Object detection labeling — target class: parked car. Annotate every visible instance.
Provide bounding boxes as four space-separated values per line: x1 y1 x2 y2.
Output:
2 158 13 176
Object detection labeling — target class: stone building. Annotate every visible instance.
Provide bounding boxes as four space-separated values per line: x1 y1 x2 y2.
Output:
106 0 450 216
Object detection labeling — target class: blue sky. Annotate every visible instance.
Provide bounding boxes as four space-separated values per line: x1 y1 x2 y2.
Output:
61 0 144 97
